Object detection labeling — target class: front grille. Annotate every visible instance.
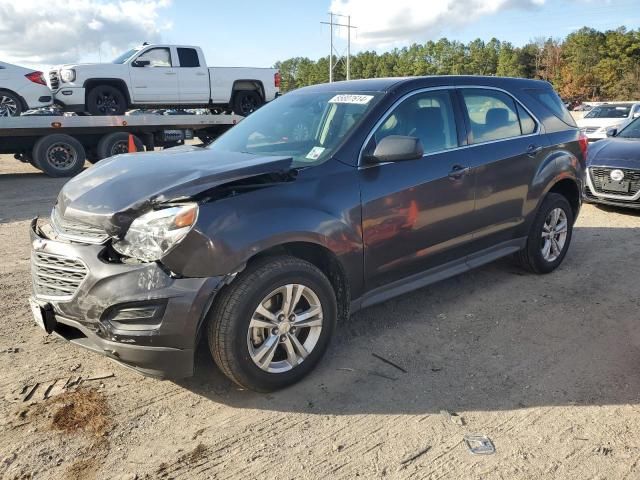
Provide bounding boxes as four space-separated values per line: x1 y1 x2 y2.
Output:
31 252 88 299
51 208 109 244
49 71 60 90
590 167 640 196
583 127 599 134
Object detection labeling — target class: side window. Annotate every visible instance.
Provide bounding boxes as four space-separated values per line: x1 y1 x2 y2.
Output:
370 90 458 156
517 104 536 135
177 48 200 68
136 48 172 67
461 89 524 143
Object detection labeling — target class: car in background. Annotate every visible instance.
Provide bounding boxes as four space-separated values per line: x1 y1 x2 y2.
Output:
0 61 52 117
29 76 585 391
577 102 640 140
584 116 640 209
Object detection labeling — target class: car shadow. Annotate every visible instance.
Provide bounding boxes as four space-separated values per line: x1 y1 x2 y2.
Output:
176 224 640 414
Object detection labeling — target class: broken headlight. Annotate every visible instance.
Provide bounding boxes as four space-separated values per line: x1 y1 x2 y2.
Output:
112 204 198 262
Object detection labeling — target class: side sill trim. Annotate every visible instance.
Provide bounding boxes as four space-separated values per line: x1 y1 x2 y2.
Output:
351 237 526 312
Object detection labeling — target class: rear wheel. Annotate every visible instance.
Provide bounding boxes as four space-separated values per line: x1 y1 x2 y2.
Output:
516 193 574 273
96 132 144 161
232 90 263 116
32 134 86 177
86 85 127 115
207 256 337 392
0 91 22 117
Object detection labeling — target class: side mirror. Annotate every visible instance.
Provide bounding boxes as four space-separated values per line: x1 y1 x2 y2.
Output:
606 128 617 137
366 135 424 164
633 112 640 118
132 59 151 67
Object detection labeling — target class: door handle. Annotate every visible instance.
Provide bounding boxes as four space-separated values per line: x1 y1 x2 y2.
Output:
527 144 543 157
448 165 470 179
165 72 177 75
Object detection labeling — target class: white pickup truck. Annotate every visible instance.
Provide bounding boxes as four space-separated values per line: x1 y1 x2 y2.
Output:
48 44 280 116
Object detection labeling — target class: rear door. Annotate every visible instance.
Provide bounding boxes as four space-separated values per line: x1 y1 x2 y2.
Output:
359 88 477 291
176 47 210 103
455 87 548 253
129 47 179 103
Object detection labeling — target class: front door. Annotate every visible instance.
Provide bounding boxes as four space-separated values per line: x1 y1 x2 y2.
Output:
359 89 477 291
129 47 179 104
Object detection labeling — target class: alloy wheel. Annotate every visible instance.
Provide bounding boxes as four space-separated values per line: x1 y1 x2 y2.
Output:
247 284 323 373
0 95 19 117
541 207 568 262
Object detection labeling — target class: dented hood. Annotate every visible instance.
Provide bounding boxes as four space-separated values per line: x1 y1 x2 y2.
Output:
56 146 292 234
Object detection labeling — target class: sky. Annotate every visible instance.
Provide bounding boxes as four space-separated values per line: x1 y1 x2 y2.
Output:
0 0 638 70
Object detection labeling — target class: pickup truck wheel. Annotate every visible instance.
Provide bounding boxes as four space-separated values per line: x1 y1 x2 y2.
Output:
516 193 574 274
96 132 144 160
232 90 263 116
207 256 337 392
32 134 86 177
86 85 127 116
0 91 22 117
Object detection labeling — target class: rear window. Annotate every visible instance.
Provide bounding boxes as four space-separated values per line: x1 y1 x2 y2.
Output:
177 48 200 68
526 88 576 127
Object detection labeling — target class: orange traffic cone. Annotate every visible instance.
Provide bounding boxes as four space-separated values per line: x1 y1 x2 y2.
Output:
128 134 136 153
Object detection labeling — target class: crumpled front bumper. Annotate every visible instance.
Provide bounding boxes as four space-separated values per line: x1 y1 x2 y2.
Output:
29 218 224 378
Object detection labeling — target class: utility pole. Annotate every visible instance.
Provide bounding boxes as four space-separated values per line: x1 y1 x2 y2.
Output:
321 13 357 82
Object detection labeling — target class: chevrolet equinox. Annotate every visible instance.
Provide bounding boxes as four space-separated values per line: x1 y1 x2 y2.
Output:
29 76 587 391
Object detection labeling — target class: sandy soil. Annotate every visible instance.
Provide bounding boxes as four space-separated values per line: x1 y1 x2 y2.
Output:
1 154 640 479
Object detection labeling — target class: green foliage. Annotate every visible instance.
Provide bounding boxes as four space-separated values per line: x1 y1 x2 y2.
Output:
275 26 640 101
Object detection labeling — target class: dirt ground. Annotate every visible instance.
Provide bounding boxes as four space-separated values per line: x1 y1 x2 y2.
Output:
1 155 640 480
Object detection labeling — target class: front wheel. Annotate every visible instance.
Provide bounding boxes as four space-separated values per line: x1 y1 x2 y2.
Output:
86 85 127 115
32 134 86 177
207 256 337 392
516 193 574 273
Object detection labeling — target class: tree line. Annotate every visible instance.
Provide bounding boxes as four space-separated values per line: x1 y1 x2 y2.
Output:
275 27 640 101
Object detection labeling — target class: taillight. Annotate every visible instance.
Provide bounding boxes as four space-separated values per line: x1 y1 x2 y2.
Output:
274 71 281 89
578 132 588 159
25 71 47 86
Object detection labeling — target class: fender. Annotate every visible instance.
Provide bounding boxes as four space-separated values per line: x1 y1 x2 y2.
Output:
161 159 366 297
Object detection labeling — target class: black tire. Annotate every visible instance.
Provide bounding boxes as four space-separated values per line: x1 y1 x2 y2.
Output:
32 134 86 177
0 91 23 117
207 256 338 392
96 132 144 161
232 90 263 116
86 85 127 116
516 192 574 274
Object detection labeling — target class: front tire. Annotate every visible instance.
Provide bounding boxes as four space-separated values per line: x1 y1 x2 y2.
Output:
86 85 127 115
516 192 574 274
207 256 337 392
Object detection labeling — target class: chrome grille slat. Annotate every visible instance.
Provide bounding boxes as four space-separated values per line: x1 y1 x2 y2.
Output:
50 207 109 244
590 167 640 197
49 71 60 90
31 252 87 299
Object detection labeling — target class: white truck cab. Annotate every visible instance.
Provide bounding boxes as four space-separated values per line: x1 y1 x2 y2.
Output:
49 44 280 116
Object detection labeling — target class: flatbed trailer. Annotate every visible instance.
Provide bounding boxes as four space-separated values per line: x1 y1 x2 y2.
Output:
0 113 243 177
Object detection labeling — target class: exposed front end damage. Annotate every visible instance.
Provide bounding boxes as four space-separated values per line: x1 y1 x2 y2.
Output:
28 148 297 378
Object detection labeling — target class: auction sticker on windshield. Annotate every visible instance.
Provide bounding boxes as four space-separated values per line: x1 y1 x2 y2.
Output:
305 146 326 160
329 94 374 104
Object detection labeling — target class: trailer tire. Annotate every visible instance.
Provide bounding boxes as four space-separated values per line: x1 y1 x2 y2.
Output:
232 90 263 116
96 132 144 161
32 134 86 177
86 85 127 116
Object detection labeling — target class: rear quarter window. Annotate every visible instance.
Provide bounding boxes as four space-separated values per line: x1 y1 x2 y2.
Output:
525 88 576 127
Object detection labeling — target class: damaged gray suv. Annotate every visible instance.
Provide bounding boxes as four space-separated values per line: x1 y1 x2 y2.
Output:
30 76 586 391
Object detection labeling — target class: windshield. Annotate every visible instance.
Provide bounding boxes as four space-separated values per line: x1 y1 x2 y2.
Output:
112 48 139 64
585 105 632 119
617 117 640 139
208 91 382 166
